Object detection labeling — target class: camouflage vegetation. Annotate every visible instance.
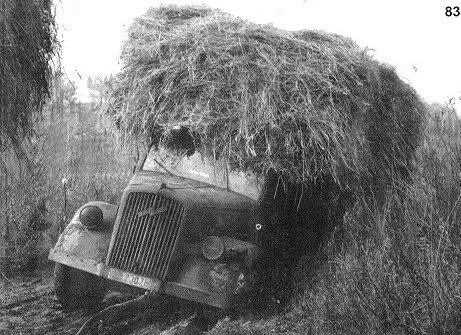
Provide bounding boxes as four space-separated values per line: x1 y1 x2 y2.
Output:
208 104 461 335
0 0 57 152
104 4 429 314
106 5 425 192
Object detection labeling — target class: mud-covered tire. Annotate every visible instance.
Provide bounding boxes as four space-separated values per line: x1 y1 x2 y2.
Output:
54 263 106 310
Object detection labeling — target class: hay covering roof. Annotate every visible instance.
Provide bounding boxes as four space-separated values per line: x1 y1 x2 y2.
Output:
106 5 425 189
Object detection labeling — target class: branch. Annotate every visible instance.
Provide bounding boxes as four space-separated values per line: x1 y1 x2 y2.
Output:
75 292 157 335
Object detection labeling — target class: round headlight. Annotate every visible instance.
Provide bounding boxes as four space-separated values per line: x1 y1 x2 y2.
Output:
79 205 103 229
201 236 224 260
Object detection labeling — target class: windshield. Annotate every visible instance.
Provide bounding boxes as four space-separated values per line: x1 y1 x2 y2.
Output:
142 148 263 200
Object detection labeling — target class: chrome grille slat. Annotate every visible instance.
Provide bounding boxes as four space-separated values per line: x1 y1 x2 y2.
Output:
111 194 136 265
159 203 184 278
129 193 153 272
139 196 164 271
117 193 140 266
136 195 160 270
154 201 180 275
134 194 161 272
143 198 168 274
145 196 171 275
107 192 184 280
122 193 147 270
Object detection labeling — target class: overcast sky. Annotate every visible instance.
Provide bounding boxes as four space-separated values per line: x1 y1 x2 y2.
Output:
57 0 461 110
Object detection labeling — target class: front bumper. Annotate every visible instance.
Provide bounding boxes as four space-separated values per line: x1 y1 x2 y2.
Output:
49 249 162 291
49 249 249 309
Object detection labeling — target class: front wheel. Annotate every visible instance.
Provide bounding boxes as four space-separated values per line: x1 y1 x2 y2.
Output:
54 263 106 310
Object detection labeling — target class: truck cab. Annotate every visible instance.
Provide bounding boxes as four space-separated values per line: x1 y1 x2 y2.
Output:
48 133 264 310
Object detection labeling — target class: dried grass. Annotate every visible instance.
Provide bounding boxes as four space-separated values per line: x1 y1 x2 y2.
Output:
105 5 425 191
0 0 58 152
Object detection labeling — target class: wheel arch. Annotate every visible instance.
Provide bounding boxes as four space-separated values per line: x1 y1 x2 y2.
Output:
50 201 117 264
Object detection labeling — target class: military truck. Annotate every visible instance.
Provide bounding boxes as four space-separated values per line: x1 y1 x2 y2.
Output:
48 126 264 310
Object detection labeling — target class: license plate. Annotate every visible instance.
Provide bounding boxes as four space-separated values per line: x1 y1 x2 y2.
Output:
107 268 161 291
121 273 152 289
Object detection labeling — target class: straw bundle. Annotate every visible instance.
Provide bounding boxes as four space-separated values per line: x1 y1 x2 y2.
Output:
106 5 425 191
0 0 57 151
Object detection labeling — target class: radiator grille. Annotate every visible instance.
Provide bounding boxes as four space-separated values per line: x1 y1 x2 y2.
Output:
107 192 184 280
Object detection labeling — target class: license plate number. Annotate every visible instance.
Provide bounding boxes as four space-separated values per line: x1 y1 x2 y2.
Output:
121 273 151 289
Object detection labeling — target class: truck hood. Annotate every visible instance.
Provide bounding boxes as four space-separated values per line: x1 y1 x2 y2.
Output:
124 170 262 243
128 171 258 211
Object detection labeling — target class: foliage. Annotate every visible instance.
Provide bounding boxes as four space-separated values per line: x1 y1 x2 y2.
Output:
0 0 58 152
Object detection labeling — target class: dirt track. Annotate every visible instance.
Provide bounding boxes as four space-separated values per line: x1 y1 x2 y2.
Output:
1 268 89 335
0 268 201 335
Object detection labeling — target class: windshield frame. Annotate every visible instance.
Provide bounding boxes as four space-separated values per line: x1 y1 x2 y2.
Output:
139 147 263 200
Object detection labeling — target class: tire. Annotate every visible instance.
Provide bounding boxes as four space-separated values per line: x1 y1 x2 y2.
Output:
54 263 106 310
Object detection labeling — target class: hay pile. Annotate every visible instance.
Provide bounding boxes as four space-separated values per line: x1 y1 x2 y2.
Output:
106 5 425 191
0 0 57 151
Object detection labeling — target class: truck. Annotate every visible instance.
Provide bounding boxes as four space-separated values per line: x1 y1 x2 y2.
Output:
48 126 264 311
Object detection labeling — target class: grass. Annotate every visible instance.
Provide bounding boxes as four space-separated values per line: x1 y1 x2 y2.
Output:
206 103 461 334
1 96 133 275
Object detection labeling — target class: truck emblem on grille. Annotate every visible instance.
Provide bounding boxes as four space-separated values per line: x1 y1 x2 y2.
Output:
137 206 168 218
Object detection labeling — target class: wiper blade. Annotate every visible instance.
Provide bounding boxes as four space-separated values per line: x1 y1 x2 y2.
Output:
152 158 175 177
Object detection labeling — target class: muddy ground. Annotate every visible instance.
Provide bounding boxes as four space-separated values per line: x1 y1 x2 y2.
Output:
0 267 213 335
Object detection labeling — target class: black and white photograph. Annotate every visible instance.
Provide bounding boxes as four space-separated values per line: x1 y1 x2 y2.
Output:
1 1 461 334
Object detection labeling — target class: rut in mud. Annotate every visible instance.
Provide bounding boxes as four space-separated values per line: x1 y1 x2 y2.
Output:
0 268 210 335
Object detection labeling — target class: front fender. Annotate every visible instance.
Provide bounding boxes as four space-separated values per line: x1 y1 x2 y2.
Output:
164 238 262 309
49 201 117 264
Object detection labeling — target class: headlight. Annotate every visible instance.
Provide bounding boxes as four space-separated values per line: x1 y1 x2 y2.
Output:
201 236 224 260
79 205 103 229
